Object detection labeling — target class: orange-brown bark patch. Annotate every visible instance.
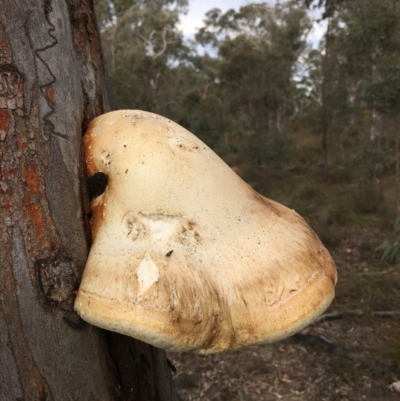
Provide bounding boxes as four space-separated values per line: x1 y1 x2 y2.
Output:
16 138 27 151
21 161 46 245
0 40 11 63
1 168 16 180
25 203 46 238
0 109 9 131
2 197 12 213
22 161 41 194
46 87 55 103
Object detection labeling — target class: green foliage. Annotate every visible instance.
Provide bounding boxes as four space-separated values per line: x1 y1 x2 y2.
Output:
94 0 193 119
244 133 292 166
194 1 311 160
340 0 400 116
297 0 348 18
354 144 394 181
379 215 400 263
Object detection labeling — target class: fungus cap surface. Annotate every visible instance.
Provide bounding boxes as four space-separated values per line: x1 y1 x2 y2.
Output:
74 110 337 353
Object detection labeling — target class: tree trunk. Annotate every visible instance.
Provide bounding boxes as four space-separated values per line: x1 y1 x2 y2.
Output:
0 2 178 400
320 18 333 182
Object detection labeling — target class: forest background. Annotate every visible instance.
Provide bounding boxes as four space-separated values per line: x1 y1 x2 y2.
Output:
93 0 400 399
94 0 400 254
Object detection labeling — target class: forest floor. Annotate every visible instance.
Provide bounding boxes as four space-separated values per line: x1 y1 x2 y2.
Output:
168 225 400 401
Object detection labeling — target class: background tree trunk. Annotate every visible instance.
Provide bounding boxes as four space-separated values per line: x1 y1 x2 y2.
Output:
319 19 333 183
0 1 177 400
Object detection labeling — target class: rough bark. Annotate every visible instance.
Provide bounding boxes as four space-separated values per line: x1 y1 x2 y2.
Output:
0 1 178 400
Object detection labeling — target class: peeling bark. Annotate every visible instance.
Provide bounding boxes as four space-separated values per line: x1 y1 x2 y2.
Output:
0 2 177 400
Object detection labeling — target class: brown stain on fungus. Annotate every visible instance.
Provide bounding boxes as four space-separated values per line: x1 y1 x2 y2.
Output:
83 125 98 176
89 199 106 241
251 190 282 217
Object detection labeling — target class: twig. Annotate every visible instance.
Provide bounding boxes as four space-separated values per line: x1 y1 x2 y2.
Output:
315 309 400 323
371 311 400 317
138 25 172 60
358 267 396 276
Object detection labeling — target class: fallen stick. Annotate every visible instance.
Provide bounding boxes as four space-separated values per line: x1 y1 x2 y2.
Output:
358 268 396 276
315 309 400 323
371 311 400 317
315 309 363 322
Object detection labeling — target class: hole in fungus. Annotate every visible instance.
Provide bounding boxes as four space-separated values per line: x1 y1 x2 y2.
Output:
87 172 108 200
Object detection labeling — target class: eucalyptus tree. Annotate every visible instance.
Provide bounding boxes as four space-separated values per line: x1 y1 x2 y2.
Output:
322 0 400 145
94 0 192 115
196 1 311 165
0 1 177 400
339 0 400 260
299 0 400 182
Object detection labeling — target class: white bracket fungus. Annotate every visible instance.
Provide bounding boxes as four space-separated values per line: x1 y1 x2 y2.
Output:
74 110 337 354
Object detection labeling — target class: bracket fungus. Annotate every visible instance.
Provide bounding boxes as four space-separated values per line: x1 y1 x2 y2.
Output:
74 110 337 354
